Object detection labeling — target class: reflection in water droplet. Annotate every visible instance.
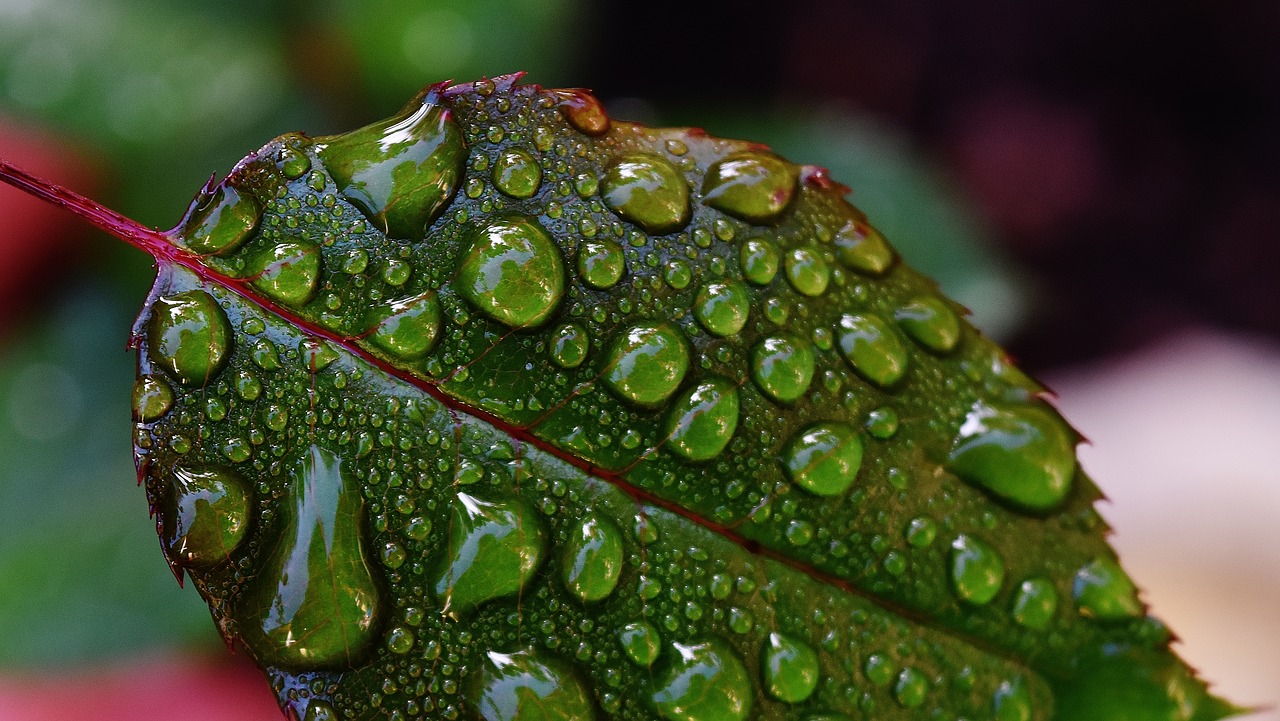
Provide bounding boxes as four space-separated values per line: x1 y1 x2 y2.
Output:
237 446 381 669
561 514 625 602
950 534 1005 605
179 184 260 255
458 216 565 328
751 336 815 403
603 325 690 408
693 281 750 337
1073 558 1142 620
702 153 798 224
161 466 250 569
620 621 661 667
949 402 1076 512
783 422 863 497
367 290 442 359
433 493 547 617
601 153 691 234
132 375 174 422
836 314 909 388
492 147 543 199
1012 578 1058 630
148 290 232 387
577 239 626 290
665 378 740 462
651 640 752 721
319 93 465 239
895 296 961 354
761 632 819 703
248 241 322 307
468 648 595 721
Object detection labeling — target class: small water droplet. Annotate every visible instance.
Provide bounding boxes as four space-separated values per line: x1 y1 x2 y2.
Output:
179 184 260 255
366 291 442 359
601 153 691 234
783 422 864 497
433 493 547 617
949 402 1076 512
739 239 779 285
132 376 174 422
161 466 251 568
458 216 565 328
693 281 749 337
784 247 830 296
750 336 815 403
651 640 752 721
603 324 690 408
664 378 740 462
702 153 798 224
949 534 1005 605
561 514 625 602
904 516 937 547
895 296 962 354
1011 578 1059 630
319 94 465 239
864 406 900 439
492 147 543 199
761 632 819 703
1073 558 1142 620
248 241 322 306
834 220 893 276
863 653 895 687
893 667 928 708
836 314 909 387
468 648 595 721
148 290 232 387
577 239 626 289
619 621 661 667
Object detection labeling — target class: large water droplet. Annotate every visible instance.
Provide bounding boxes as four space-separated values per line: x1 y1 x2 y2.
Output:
132 375 174 422
1012 578 1059 630
433 493 547 617
161 466 250 569
601 153 691 234
237 446 381 669
179 184 260 255
702 153 798 224
761 632 819 703
319 93 464 239
468 648 595 721
561 514 624 602
247 241 321 307
552 88 610 136
577 239 626 290
949 534 1005 605
665 378 740 462
366 291 442 359
620 621 661 667
1073 558 1142 620
693 281 749 337
836 313 909 388
302 699 336 721
833 220 893 276
651 640 752 721
458 216 565 328
750 336 815 403
148 290 232 387
493 147 543 199
895 296 961 354
949 402 1076 512
603 325 690 408
784 248 830 297
783 422 863 497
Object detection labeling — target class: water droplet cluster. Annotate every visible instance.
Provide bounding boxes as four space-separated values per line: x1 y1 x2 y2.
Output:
130 76 1192 719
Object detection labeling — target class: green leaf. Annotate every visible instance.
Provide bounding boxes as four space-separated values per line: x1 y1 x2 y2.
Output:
0 74 1238 720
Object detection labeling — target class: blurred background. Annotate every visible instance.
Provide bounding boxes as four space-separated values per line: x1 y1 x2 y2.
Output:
0 0 1276 717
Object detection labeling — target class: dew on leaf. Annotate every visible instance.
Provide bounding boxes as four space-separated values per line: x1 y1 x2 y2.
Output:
552 88 610 136
1012 578 1059 630
366 290 442 359
247 240 321 307
784 247 831 297
601 152 691 234
492 147 542 199
836 313 909 388
761 632 820 703
750 335 815 404
433 493 547 618
950 534 1005 605
783 422 863 497
833 219 894 276
179 183 261 255
702 153 798 224
550 323 589 368
561 514 625 602
577 239 626 290
620 621 662 667
603 324 690 408
693 281 750 337
949 402 1076 513
458 215 565 328
131 375 174 422
664 377 740 462
993 676 1033 721
468 648 595 721
895 296 962 354
1073 558 1143 621
148 290 232 387
161 466 250 569
739 238 780 286
651 640 752 721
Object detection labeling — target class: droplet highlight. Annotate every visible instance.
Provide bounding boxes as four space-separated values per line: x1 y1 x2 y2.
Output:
161 466 250 569
577 239 626 290
895 296 962 354
366 291 442 359
179 184 260 255
1073 558 1143 621
836 313 909 388
693 281 750 337
949 534 1005 605
1012 578 1059 630
468 648 595 721
761 632 819 703
651 640 752 721
834 220 893 276
750 336 815 403
132 375 174 422
492 147 542 199
247 241 321 307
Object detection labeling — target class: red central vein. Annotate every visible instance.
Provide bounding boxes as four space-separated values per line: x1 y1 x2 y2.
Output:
0 162 1022 668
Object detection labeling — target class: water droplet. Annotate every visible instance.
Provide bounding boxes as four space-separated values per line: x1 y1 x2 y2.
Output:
601 153 691 234
864 406 900 439
1073 558 1142 620
577 239 626 289
319 94 465 239
750 336 815 403
739 239 779 285
1011 578 1058 630
664 260 692 289
248 241 321 306
948 402 1076 512
836 314 909 387
237 446 381 669
783 422 864 497
179 184 260 255
132 376 174 422
904 516 937 548
160 466 250 569
280 146 311 179
366 291 442 359
893 668 928 708
895 296 961 354
651 640 752 721
863 653 895 687
468 648 595 721
620 621 661 667
761 632 819 703
302 699 336 721
992 676 1033 721
693 281 750 337
386 625 414 654
250 338 281 371
550 323 589 368
148 290 232 387
552 88 610 136
492 148 543 199
458 216 565 328
665 378 740 462
702 153 798 224
603 325 690 408
433 493 547 617
561 514 625 602
834 220 893 276
949 534 1004 605
784 248 830 296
